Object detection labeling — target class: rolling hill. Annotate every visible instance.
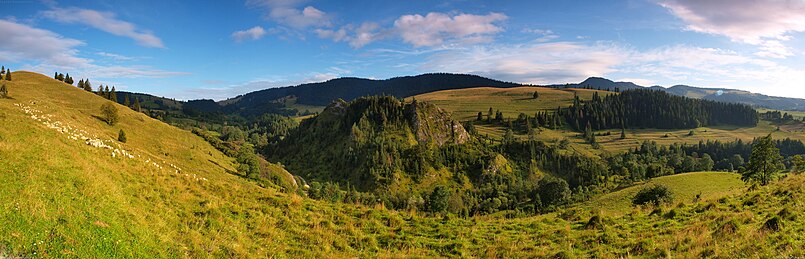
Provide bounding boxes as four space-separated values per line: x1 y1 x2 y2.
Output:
558 77 805 111
3 71 805 257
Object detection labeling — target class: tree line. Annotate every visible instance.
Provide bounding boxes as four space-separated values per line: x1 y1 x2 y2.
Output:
564 89 758 131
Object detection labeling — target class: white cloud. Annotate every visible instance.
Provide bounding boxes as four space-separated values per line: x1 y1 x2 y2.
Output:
42 7 164 48
659 0 805 58
421 42 623 83
393 12 508 47
95 52 138 61
316 22 383 48
232 26 267 42
0 19 184 81
247 0 331 29
418 40 805 97
0 19 89 67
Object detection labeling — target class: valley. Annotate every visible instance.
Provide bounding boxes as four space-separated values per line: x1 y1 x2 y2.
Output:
2 71 805 257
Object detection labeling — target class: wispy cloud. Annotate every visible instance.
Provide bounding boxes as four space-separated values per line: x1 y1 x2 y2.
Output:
183 72 339 100
0 19 185 81
42 7 164 48
0 19 89 67
659 0 805 58
232 26 267 42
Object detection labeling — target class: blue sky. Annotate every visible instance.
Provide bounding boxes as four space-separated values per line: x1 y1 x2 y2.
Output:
2 0 805 100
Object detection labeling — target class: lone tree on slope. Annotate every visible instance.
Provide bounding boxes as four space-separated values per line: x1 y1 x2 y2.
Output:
100 102 119 126
0 84 8 98
741 134 784 186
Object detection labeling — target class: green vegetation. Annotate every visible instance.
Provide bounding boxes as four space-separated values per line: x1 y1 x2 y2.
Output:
742 134 785 185
117 129 127 143
631 184 674 206
0 84 7 98
99 102 119 126
583 172 744 215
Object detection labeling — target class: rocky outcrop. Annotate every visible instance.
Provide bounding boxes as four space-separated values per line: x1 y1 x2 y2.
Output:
404 100 470 147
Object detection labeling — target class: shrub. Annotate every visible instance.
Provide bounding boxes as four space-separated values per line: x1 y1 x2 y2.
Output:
763 216 782 231
632 184 674 206
585 214 604 230
0 84 7 98
118 129 127 143
100 102 119 125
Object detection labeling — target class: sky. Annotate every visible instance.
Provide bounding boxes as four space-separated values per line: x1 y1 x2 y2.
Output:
2 0 805 101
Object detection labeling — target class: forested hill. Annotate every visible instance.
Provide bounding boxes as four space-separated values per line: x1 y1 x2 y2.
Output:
555 77 805 111
220 73 519 111
565 89 759 131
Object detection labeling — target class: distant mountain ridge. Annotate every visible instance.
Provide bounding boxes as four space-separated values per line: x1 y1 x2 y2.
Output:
120 73 805 115
554 77 805 111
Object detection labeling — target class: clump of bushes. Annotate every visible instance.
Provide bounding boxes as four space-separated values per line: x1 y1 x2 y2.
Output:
100 102 119 125
763 216 783 231
118 129 127 143
632 184 674 206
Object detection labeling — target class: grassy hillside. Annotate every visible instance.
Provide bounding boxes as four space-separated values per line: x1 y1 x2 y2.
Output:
409 86 612 121
2 71 805 257
582 172 744 215
413 86 805 154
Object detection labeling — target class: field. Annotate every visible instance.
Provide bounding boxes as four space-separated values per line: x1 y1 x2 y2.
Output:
412 87 805 154
2 72 805 257
408 86 613 121
582 172 745 215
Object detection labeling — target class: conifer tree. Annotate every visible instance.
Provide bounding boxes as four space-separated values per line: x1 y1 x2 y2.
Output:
97 85 104 96
532 91 539 99
104 85 110 99
0 84 7 98
78 79 84 89
476 112 483 121
134 98 141 112
54 72 59 79
65 74 73 85
118 129 127 143
83 79 93 92
110 86 117 102
124 94 130 106
100 102 119 125
5 69 10 81
487 107 493 122
620 127 627 139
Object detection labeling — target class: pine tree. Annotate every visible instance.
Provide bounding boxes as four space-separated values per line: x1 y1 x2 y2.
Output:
5 69 11 81
620 127 627 139
97 85 104 96
532 91 539 99
83 79 93 92
741 134 784 186
65 74 73 85
110 86 117 102
104 85 110 99
54 72 59 80
118 129 127 143
0 84 7 98
78 79 84 89
476 111 483 121
134 98 141 112
487 107 493 122
124 94 130 106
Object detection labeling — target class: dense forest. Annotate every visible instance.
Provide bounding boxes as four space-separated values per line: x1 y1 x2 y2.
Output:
564 89 758 131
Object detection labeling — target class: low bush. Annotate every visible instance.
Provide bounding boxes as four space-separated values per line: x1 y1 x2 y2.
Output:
632 184 674 206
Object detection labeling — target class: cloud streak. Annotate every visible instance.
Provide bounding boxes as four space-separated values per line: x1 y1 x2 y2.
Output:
42 7 164 48
0 19 184 81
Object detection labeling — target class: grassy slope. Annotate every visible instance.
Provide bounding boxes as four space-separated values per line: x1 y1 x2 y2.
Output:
2 72 804 257
582 172 744 215
412 86 805 154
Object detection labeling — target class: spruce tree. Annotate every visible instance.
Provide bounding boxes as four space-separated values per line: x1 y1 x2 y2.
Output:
78 79 84 89
532 91 539 99
55 72 59 79
134 98 141 112
0 84 7 98
84 79 93 92
5 69 10 81
118 129 127 143
620 127 627 139
100 102 119 125
104 85 110 99
124 94 130 106
110 86 117 102
97 85 104 96
476 112 483 121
